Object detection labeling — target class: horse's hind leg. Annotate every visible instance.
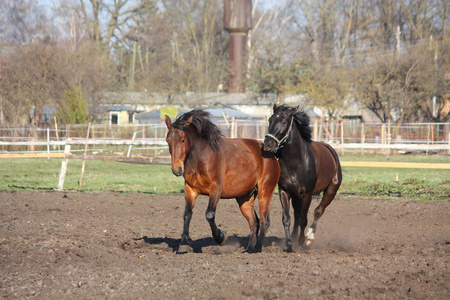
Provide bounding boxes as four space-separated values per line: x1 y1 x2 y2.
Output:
206 190 225 246
236 195 258 252
306 187 338 247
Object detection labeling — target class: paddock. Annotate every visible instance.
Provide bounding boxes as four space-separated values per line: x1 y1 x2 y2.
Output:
1 191 448 299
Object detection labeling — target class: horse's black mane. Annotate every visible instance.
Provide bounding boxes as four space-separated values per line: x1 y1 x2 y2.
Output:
173 109 223 150
274 104 312 143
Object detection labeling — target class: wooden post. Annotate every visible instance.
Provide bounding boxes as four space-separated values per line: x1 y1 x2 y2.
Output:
340 121 344 155
426 124 430 155
231 117 236 138
313 120 318 141
57 142 71 191
387 121 391 157
431 124 434 145
54 117 60 152
318 122 323 142
142 126 146 151
331 121 335 144
361 123 365 154
154 127 157 157
448 132 450 155
47 128 50 158
79 123 91 188
256 121 260 140
381 123 386 155
127 131 138 157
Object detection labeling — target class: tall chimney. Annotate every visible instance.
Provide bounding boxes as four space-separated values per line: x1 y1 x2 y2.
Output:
223 0 252 93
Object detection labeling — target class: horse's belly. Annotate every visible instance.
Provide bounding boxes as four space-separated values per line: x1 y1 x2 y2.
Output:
222 174 258 198
186 172 257 199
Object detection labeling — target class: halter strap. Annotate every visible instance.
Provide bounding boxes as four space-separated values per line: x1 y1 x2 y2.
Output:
264 115 294 151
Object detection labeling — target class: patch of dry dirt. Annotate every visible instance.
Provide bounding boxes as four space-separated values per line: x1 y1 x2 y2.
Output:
0 191 449 299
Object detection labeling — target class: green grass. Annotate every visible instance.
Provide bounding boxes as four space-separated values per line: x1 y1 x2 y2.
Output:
341 166 449 201
339 152 449 163
0 156 448 200
0 159 184 194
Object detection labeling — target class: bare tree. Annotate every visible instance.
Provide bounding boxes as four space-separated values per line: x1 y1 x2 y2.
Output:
124 0 229 95
78 0 154 53
0 0 50 45
1 42 67 125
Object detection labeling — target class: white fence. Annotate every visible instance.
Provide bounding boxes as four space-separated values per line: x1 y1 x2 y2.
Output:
0 121 449 156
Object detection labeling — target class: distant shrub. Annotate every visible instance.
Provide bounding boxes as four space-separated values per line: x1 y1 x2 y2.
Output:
55 86 89 124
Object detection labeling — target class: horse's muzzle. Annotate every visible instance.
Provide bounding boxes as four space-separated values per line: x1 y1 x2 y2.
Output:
172 166 183 177
263 137 277 153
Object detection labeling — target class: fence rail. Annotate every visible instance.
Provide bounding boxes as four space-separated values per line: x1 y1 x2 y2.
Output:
1 121 449 156
1 121 448 191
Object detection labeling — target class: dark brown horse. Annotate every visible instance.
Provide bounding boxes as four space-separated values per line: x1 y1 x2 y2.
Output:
263 104 342 252
165 109 280 253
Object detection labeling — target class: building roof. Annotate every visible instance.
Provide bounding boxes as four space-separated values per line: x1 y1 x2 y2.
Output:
135 107 263 124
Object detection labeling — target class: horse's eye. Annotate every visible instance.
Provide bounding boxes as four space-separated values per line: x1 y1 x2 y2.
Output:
281 120 287 125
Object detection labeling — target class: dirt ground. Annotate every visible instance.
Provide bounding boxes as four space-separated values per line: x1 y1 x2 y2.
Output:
0 190 449 299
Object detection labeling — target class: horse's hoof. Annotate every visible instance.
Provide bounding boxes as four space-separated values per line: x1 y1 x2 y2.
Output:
305 239 313 247
285 246 294 253
244 248 257 254
177 244 192 254
215 232 226 245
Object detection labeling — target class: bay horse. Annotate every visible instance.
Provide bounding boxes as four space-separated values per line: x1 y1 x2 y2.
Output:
165 109 280 253
263 104 342 252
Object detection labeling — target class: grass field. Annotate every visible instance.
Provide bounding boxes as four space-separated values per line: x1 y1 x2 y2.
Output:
0 153 448 200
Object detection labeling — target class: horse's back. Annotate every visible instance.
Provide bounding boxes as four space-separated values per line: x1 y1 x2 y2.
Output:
220 138 279 198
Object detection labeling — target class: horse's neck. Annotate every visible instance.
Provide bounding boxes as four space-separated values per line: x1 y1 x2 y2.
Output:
283 125 310 159
186 135 215 162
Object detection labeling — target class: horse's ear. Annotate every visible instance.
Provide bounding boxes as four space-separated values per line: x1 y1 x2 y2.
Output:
273 103 277 112
185 116 193 126
164 115 172 130
291 105 300 115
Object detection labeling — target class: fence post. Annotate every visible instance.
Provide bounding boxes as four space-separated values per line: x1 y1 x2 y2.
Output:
256 121 260 139
431 124 434 145
79 123 91 188
54 117 60 152
57 141 71 191
313 120 318 141
340 121 344 155
331 121 335 144
127 131 138 157
318 122 323 142
448 132 450 155
47 128 50 158
361 123 365 154
387 121 391 157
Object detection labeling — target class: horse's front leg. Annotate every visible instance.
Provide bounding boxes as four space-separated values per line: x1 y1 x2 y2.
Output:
205 188 225 245
279 189 293 252
298 194 312 247
178 184 198 253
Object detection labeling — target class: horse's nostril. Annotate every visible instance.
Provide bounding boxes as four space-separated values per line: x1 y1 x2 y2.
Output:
263 140 275 151
172 167 182 177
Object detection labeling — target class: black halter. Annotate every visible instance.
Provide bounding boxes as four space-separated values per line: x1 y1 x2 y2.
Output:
264 115 294 151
